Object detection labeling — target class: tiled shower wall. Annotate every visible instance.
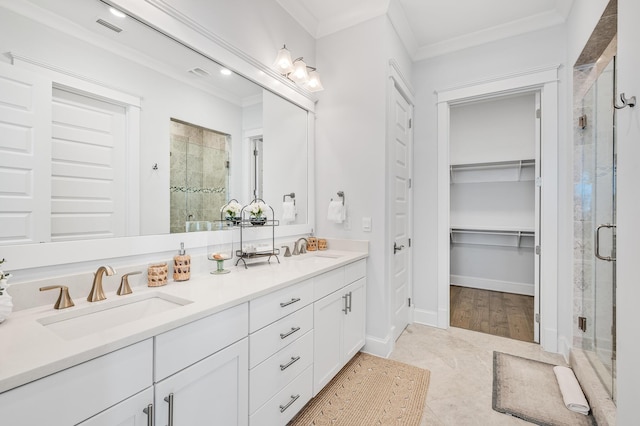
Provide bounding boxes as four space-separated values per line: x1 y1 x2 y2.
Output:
169 120 229 233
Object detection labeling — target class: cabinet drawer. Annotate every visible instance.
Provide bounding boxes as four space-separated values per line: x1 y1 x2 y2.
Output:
250 330 313 414
0 339 153 426
249 365 313 426
155 303 248 381
249 303 313 368
345 259 366 284
313 267 345 301
249 279 313 333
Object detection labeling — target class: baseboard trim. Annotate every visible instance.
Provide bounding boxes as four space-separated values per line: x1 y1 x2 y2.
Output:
363 332 394 358
451 275 534 296
413 308 438 327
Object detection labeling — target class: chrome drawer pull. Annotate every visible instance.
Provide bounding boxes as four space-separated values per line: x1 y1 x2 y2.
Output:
143 404 153 426
279 394 300 413
342 294 348 314
280 326 301 339
280 297 301 308
280 356 301 371
164 393 174 426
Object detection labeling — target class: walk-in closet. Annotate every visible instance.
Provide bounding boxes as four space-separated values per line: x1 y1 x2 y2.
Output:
449 92 540 343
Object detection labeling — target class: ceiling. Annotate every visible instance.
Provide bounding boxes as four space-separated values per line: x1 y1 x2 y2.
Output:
275 0 575 60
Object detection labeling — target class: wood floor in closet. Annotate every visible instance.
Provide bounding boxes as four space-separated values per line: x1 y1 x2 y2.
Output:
450 285 535 343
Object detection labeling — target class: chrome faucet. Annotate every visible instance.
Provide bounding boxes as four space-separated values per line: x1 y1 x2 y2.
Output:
292 237 308 255
87 265 115 302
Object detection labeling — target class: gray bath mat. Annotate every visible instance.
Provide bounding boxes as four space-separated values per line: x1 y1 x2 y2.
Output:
492 351 597 425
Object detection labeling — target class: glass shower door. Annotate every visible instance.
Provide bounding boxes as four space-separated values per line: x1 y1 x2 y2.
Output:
579 58 616 401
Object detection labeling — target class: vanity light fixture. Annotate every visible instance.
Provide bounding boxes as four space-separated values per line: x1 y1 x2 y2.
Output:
273 45 324 92
109 7 126 18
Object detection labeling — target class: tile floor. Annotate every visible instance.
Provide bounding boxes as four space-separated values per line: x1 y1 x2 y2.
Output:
389 324 567 425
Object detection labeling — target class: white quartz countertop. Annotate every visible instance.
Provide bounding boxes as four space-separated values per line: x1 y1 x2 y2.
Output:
0 249 367 394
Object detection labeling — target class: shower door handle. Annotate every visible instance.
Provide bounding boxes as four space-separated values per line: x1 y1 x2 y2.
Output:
595 224 616 261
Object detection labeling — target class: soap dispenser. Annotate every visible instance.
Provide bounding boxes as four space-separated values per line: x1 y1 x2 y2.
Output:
173 242 191 281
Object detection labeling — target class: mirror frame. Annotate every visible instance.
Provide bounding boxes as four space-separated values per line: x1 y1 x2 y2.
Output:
6 0 316 271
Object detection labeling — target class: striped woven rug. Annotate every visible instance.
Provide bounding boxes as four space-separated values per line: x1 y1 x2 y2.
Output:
289 352 430 425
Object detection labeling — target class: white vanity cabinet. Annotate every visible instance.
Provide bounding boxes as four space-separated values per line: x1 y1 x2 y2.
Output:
77 388 154 426
248 279 315 425
313 260 367 395
0 340 153 426
153 303 249 426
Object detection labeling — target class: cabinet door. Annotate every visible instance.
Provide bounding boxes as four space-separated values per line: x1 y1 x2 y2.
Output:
78 388 153 426
343 278 366 360
155 338 248 426
313 290 345 395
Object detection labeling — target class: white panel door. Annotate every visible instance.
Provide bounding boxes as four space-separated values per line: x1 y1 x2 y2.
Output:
342 278 366 359
51 88 126 241
0 62 51 244
391 84 412 341
154 338 248 426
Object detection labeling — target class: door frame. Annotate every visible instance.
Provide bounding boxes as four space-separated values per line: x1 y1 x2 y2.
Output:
436 66 560 352
386 60 415 345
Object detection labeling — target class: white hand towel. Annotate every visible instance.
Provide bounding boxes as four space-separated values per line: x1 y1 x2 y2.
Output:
327 200 345 223
553 366 590 415
282 201 296 223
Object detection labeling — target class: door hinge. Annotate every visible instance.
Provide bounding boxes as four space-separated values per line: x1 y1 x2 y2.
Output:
253 149 258 157
535 177 543 188
408 178 412 189
578 316 587 332
408 238 412 248
225 160 230 169
536 108 541 119
408 297 411 307
408 118 412 129
535 245 541 255
535 313 540 323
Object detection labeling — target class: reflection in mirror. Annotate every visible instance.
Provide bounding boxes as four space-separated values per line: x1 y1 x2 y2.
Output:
0 0 310 246
169 119 230 233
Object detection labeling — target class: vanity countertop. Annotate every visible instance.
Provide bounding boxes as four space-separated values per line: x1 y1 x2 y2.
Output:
0 249 367 394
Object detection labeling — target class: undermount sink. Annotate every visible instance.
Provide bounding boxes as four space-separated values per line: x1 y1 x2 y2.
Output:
37 292 193 340
292 252 343 263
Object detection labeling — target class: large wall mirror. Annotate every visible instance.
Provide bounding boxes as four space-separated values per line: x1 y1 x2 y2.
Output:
0 0 310 252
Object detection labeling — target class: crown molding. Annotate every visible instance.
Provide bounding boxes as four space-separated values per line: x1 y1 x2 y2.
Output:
413 10 566 61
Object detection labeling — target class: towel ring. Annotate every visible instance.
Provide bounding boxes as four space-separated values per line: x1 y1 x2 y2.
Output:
283 192 295 205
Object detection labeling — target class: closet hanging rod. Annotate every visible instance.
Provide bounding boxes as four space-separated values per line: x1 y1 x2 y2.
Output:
450 228 535 237
450 159 535 171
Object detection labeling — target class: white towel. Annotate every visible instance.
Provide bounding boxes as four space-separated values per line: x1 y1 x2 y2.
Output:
553 366 590 415
282 201 296 223
327 200 345 223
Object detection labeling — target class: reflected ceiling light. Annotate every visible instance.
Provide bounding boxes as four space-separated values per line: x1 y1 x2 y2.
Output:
220 68 232 76
273 45 324 92
109 7 126 18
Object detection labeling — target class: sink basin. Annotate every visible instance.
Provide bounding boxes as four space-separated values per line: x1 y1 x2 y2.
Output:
37 292 193 340
292 252 343 263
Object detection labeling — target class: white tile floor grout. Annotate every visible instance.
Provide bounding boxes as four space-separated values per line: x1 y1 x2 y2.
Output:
389 324 567 425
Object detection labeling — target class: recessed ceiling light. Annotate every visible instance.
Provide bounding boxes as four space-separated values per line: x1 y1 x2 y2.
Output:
220 68 232 76
109 7 126 18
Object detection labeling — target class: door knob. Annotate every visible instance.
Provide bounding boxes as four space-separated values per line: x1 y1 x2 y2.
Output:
393 242 405 254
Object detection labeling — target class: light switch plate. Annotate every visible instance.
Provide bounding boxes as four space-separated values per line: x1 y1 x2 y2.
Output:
362 217 372 232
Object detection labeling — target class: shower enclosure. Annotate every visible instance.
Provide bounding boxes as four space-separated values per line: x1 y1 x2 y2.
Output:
575 58 617 401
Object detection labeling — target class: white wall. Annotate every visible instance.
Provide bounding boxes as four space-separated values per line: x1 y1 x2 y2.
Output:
315 15 412 354
411 25 568 338
612 0 640 421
